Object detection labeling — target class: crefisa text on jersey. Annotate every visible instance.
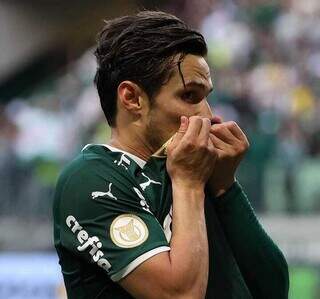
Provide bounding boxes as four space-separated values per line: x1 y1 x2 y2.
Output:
66 215 112 272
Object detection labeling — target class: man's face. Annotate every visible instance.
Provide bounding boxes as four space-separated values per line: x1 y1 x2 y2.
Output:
145 54 214 150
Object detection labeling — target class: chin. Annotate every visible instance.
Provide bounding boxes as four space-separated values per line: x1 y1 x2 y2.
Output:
145 119 175 151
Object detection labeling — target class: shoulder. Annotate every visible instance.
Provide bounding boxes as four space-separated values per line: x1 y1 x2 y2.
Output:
57 144 133 190
54 145 139 211
55 145 109 191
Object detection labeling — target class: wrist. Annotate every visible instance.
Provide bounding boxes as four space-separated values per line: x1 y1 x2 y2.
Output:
214 181 243 210
209 177 236 197
171 178 205 192
172 181 205 202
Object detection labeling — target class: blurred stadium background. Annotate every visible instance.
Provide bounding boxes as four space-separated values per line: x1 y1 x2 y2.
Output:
0 0 319 298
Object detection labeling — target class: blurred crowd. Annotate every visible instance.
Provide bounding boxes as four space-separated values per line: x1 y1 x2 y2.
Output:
1 0 320 220
199 0 320 212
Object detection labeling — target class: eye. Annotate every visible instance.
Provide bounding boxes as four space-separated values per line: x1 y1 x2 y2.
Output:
181 91 201 103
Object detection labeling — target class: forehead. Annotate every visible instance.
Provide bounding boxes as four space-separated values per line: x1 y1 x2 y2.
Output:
167 54 212 90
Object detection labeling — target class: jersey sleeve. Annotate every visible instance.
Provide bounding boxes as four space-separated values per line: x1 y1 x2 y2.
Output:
213 181 289 298
56 160 170 282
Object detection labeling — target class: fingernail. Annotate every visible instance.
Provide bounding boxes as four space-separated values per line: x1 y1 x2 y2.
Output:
181 116 186 125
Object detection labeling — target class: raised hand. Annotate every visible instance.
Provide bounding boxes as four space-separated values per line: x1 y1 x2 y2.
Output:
166 116 218 190
208 121 249 197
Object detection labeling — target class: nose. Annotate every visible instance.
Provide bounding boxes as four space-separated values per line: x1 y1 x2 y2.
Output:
201 100 222 124
200 100 214 119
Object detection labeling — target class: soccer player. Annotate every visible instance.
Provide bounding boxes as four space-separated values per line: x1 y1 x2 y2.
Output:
53 11 289 299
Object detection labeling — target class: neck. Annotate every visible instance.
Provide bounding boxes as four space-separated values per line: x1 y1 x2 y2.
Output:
108 126 155 161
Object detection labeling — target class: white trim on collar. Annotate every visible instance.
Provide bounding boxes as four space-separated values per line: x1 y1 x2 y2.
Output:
103 144 147 168
81 143 147 168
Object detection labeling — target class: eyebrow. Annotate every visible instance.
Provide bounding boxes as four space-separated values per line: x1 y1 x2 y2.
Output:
184 81 213 93
176 61 213 94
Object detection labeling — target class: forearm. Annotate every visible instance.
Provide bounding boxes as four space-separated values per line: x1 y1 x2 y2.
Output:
211 182 289 299
169 183 209 299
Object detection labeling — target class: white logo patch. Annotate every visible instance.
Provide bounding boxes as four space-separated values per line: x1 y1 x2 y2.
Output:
92 182 117 200
110 214 148 248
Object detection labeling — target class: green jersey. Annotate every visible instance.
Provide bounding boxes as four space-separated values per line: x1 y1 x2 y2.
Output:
53 144 288 299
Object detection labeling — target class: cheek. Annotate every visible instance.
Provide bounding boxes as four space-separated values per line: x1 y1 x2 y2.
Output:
174 100 214 120
162 101 201 126
151 97 181 131
152 94 210 137
159 103 184 135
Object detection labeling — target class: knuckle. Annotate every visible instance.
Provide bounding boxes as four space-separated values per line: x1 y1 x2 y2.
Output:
237 145 246 153
229 148 237 157
240 140 250 151
189 115 202 123
203 118 211 126
227 121 238 128
209 148 218 158
182 139 195 150
210 125 219 133
214 123 224 130
235 144 247 154
198 142 208 150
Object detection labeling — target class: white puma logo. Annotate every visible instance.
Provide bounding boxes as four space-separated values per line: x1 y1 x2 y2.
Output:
139 173 161 191
92 183 117 200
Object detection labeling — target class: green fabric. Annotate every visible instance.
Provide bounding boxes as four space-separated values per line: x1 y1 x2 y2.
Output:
214 182 289 298
53 145 171 298
53 144 288 298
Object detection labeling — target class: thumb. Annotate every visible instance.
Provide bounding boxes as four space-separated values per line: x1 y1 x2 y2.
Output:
154 116 189 156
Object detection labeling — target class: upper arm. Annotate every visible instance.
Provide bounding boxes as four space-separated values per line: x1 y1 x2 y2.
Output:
56 164 171 284
119 250 198 299
119 251 176 299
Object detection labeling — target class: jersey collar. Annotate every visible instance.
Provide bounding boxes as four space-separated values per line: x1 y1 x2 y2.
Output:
102 144 147 169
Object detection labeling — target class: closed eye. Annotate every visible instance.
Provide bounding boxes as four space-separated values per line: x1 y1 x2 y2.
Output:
181 91 203 103
180 90 207 104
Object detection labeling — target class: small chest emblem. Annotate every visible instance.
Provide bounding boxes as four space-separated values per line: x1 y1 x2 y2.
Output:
114 154 131 170
110 214 148 248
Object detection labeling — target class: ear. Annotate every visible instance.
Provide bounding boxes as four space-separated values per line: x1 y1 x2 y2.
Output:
117 81 148 115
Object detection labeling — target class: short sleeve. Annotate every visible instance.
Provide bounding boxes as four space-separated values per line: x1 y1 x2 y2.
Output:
57 163 170 282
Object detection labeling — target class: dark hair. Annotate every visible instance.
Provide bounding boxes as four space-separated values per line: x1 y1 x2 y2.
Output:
94 10 207 127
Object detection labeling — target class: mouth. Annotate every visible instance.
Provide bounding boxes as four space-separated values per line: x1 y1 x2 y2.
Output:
152 116 222 157
210 116 223 125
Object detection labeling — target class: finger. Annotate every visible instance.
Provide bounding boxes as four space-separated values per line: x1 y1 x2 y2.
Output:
209 133 233 151
181 116 203 143
207 137 218 158
170 116 189 146
209 135 234 159
226 121 249 144
198 118 211 147
210 123 238 145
